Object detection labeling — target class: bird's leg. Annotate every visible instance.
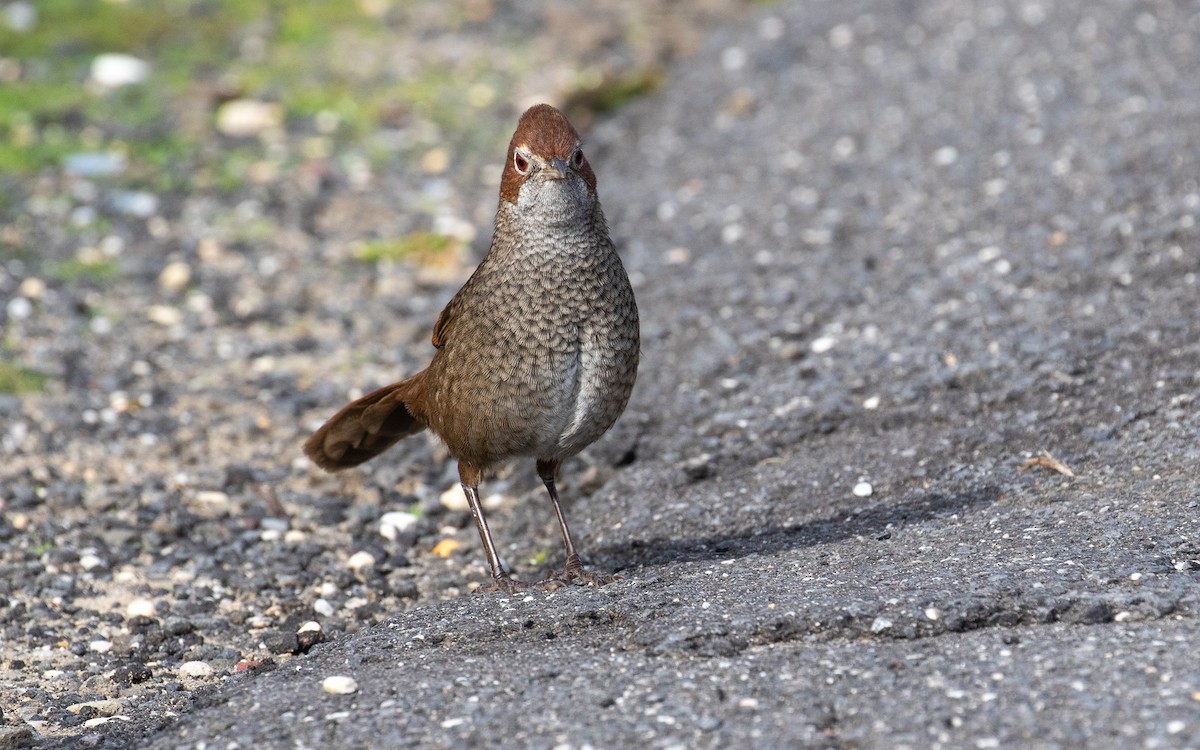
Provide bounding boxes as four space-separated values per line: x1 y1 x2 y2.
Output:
460 463 526 594
537 459 616 587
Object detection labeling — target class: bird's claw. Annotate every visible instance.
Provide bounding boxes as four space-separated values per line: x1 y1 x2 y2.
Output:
476 574 531 595
537 560 619 589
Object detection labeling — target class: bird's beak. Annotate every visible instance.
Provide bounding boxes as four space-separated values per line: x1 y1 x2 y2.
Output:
547 158 569 179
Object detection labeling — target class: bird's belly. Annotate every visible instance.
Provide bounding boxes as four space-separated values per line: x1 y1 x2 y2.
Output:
545 338 632 458
427 322 634 466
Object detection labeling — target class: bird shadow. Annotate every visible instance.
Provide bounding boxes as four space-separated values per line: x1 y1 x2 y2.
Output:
595 485 1002 570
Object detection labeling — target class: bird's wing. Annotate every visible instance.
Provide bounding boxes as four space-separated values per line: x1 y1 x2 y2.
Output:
430 261 497 349
431 303 453 349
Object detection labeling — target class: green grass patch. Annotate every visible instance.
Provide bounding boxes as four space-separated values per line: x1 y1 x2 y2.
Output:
564 66 665 115
45 258 120 283
0 1 172 58
354 232 460 264
27 539 54 556
0 0 390 178
0 361 49 394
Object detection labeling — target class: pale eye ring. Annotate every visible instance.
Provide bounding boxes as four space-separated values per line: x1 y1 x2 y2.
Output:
514 151 530 174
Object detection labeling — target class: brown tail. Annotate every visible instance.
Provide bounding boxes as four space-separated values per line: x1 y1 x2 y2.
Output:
303 371 428 471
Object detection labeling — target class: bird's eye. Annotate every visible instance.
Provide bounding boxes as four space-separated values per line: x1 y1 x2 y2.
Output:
572 148 584 168
514 152 530 174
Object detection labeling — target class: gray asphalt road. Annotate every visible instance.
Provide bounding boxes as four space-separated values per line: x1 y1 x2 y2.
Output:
124 0 1200 747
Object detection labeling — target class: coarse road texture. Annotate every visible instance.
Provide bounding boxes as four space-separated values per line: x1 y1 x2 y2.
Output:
106 0 1200 747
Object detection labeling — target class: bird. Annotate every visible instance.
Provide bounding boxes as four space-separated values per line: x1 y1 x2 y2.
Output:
304 103 640 593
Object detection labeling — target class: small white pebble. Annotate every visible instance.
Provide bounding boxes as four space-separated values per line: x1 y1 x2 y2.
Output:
90 53 149 87
3 2 36 33
871 616 893 633
829 23 854 48
192 490 231 518
111 190 159 218
759 17 785 40
862 395 881 410
720 46 747 71
737 697 759 709
6 297 32 319
158 261 192 292
853 482 874 497
216 99 282 138
79 552 106 571
977 245 1002 263
17 277 45 299
89 640 113 653
70 206 96 226
67 699 124 716
925 607 942 621
313 598 335 617
833 136 857 159
146 304 183 326
251 356 277 374
298 621 322 635
810 335 836 354
108 391 130 412
179 661 214 679
99 234 124 256
933 146 959 165
379 511 418 540
347 550 376 571
439 485 469 512
1167 720 1185 735
664 246 690 264
259 517 289 532
125 598 156 619
323 675 359 695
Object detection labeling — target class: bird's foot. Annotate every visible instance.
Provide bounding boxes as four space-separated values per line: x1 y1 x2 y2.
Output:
537 556 619 589
476 573 531 595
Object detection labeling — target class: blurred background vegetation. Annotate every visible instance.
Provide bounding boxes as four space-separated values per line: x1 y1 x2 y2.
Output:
0 0 750 393
0 0 745 190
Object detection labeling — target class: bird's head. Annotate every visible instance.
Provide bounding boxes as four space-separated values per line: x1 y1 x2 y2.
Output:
499 104 598 221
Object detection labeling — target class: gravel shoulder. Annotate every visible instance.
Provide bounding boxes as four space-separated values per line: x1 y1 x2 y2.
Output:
5 0 1200 748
